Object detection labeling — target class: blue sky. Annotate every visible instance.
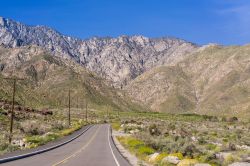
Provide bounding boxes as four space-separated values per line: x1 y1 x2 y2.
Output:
1 0 250 45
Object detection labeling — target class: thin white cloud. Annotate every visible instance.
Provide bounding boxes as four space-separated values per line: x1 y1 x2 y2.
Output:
216 2 250 37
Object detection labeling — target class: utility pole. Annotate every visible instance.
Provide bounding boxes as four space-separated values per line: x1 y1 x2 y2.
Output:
68 89 71 127
4 77 23 144
106 105 109 120
85 100 88 123
76 97 78 109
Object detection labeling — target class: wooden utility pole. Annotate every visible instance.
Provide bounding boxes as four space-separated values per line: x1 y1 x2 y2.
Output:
85 100 88 122
4 77 23 144
106 106 109 120
76 97 79 109
68 89 71 127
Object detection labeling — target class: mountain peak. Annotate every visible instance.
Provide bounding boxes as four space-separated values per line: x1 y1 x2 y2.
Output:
0 16 5 26
0 16 198 86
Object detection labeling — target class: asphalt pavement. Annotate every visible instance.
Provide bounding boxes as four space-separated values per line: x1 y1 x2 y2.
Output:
1 124 131 166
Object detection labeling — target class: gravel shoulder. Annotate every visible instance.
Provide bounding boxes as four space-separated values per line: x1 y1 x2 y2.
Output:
112 130 150 166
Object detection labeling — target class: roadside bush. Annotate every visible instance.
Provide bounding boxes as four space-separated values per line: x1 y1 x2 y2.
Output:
52 121 66 130
0 143 8 151
137 146 155 155
20 120 50 135
111 122 121 131
0 143 19 154
169 152 184 160
127 138 144 149
25 133 60 146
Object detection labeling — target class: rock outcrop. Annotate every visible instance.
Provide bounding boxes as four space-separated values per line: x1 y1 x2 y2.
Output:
0 16 197 87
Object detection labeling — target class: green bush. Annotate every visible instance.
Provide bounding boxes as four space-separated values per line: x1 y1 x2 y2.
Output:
137 146 155 155
206 144 217 150
128 138 144 149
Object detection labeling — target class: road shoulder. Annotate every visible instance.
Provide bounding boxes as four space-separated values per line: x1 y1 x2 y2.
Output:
112 130 150 166
0 125 92 162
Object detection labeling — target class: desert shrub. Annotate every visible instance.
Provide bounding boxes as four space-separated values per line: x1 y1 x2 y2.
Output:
206 144 217 150
228 117 238 122
111 122 121 131
124 126 135 133
179 127 190 137
137 146 155 155
228 142 236 151
60 125 81 136
198 137 207 145
168 123 176 130
155 152 168 162
5 144 19 153
0 143 8 151
52 121 66 130
20 120 50 135
222 116 227 122
169 152 184 159
127 138 144 149
222 138 229 143
181 143 200 157
149 124 161 136
223 154 236 166
203 115 219 122
25 133 60 146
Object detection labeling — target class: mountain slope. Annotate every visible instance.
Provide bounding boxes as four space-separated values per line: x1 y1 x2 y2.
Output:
0 16 197 87
126 44 250 117
0 45 142 112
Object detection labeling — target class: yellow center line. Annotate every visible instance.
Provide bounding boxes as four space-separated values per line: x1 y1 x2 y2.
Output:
52 125 100 166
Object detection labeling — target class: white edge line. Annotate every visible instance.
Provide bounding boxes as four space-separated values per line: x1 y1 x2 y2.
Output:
108 125 120 166
0 125 92 163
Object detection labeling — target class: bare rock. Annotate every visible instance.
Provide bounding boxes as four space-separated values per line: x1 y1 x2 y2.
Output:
148 152 159 162
162 156 180 165
228 162 250 166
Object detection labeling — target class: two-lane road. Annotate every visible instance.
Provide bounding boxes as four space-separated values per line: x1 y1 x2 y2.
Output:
2 124 131 166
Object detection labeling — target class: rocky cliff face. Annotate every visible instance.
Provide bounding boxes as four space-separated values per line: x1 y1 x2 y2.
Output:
0 16 197 87
0 45 142 112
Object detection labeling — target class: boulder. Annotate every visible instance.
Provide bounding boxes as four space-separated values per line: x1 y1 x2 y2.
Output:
148 152 159 162
216 152 232 161
177 159 198 166
195 164 211 166
228 162 250 166
129 129 139 134
12 139 26 148
162 156 180 165
191 136 198 142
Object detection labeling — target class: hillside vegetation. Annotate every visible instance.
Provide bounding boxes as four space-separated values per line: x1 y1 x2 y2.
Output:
127 44 250 118
0 46 142 112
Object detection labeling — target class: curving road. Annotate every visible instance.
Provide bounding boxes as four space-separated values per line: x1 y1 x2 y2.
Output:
1 124 131 166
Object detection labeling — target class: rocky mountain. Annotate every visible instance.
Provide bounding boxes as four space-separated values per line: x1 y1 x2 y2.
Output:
0 45 142 112
2 16 249 117
126 44 250 117
0 16 197 87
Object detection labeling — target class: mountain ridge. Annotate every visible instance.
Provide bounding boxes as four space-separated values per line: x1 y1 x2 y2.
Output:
0 16 198 87
126 44 250 117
